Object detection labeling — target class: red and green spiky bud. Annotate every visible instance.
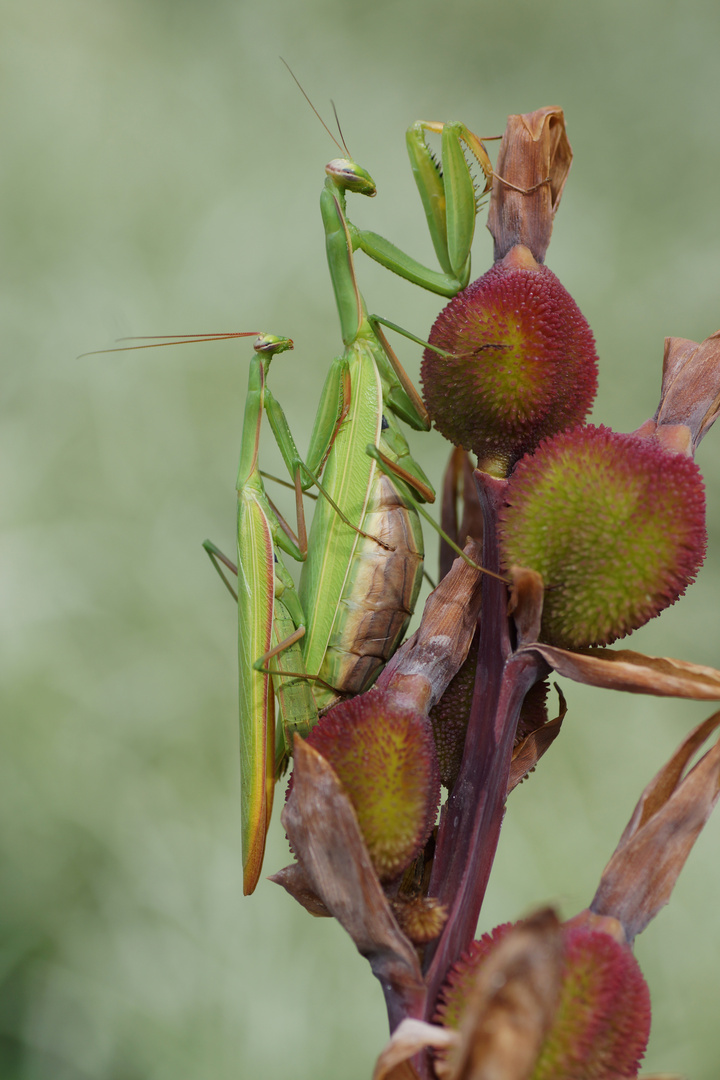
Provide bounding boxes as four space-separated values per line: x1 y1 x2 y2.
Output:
435 922 515 1029
499 424 706 648
436 921 651 1079
421 245 598 475
391 896 447 945
304 690 440 882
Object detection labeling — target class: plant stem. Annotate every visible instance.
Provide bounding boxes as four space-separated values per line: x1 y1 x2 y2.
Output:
422 471 547 1013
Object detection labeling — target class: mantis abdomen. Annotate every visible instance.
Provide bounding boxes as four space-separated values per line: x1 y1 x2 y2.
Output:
321 468 424 698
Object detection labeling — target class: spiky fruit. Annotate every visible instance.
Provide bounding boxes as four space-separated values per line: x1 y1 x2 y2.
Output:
435 923 515 1029
421 245 598 475
436 921 651 1079
304 690 440 881
499 424 706 648
391 896 447 944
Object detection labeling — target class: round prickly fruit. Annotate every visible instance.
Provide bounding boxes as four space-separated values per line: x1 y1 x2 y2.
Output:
435 922 515 1029
421 245 598 475
391 896 447 945
436 921 651 1079
305 690 440 881
499 424 706 648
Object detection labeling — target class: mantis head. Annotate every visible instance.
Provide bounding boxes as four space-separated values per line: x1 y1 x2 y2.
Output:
325 158 377 197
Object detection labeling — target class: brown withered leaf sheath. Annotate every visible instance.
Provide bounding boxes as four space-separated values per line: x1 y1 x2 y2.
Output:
486 107 572 263
655 332 720 451
281 738 426 1031
375 538 484 717
442 909 563 1080
371 910 564 1080
520 643 720 699
590 710 720 942
372 1019 455 1080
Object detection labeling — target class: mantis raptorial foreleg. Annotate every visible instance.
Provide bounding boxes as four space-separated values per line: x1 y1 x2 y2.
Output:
348 119 545 298
345 121 493 297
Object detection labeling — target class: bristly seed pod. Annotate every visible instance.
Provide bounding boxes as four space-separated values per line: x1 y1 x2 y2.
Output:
304 690 440 882
436 921 651 1079
391 895 447 945
499 424 706 648
421 245 598 476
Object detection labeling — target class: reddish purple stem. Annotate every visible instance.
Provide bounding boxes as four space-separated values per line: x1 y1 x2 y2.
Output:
421 472 547 1012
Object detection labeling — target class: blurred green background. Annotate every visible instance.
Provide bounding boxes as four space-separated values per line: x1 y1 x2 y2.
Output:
4 0 720 1076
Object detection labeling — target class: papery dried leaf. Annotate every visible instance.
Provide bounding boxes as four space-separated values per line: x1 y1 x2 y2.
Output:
618 711 720 843
372 1018 457 1080
376 540 484 716
508 565 544 647
654 331 720 451
507 685 567 795
281 738 426 1026
268 861 330 917
487 107 572 263
520 643 720 699
443 908 564 1080
514 679 549 744
591 710 720 941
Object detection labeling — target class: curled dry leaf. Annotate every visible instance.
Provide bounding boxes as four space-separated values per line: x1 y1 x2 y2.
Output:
590 710 720 942
375 539 484 717
280 738 426 1028
507 565 544 648
652 330 720 452
520 643 720 699
268 861 330 917
441 908 564 1080
487 106 572 263
372 1018 457 1080
507 684 567 795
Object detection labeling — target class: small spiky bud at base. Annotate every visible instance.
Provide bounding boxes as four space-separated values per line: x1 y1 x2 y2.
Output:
391 896 448 944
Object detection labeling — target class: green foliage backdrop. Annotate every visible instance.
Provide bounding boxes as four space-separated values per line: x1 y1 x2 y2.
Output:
4 1 720 1076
